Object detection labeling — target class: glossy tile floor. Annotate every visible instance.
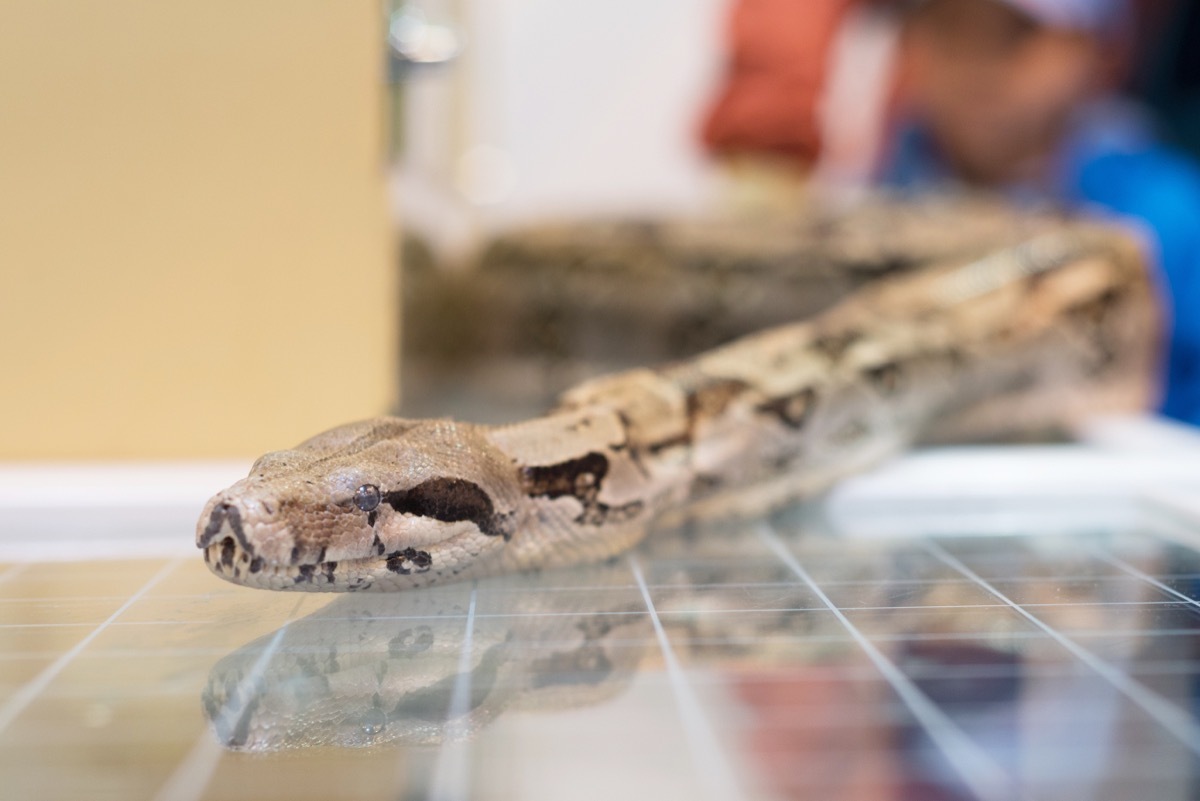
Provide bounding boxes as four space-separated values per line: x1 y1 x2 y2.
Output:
5 494 1200 801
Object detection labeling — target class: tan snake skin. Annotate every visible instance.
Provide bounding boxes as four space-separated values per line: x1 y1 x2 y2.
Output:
197 224 1159 592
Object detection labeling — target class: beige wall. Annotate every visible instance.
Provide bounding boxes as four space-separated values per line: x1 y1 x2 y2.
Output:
0 2 396 459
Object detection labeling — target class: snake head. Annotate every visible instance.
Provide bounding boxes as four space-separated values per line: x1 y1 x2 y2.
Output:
197 417 524 591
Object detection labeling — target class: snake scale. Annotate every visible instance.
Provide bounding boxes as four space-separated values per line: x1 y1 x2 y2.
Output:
197 224 1158 592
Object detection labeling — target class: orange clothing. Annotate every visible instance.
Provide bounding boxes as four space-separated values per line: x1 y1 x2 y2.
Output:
700 0 855 165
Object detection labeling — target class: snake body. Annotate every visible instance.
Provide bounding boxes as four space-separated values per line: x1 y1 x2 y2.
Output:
197 227 1157 591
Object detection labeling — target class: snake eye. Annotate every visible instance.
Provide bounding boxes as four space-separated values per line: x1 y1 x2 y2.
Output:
354 484 381 512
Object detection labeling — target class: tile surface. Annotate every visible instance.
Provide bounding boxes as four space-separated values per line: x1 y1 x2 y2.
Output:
5 505 1200 801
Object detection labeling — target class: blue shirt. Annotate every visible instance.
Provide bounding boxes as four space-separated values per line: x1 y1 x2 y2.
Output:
880 102 1200 425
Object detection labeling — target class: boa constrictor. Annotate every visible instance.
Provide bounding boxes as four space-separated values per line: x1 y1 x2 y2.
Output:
197 226 1158 592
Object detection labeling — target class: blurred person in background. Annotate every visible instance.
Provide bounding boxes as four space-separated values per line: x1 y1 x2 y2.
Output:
702 0 1200 426
886 0 1200 425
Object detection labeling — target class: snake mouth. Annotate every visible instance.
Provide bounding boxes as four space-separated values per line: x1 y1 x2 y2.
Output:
198 500 301 586
202 536 270 582
198 500 281 584
202 537 352 589
199 495 506 591
202 535 442 591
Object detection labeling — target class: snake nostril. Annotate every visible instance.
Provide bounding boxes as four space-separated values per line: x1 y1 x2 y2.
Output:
199 500 251 551
219 536 237 568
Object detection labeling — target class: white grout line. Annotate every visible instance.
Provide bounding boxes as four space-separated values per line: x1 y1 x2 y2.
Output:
629 554 748 801
923 540 1200 756
151 595 307 801
147 730 222 801
1089 547 1200 611
0 599 1190 633
0 570 1188 605
0 558 181 734
425 586 479 801
758 524 1025 801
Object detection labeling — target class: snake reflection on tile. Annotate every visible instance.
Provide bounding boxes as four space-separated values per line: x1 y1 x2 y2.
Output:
197 223 1158 592
202 522 1166 753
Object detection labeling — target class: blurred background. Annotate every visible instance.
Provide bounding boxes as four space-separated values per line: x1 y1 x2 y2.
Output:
4 0 1199 460
7 7 1200 800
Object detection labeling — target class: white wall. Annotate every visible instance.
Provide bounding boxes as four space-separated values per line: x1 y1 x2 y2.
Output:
397 0 728 249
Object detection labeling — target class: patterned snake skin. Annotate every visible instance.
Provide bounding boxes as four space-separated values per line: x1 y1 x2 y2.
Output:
196 219 1159 592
